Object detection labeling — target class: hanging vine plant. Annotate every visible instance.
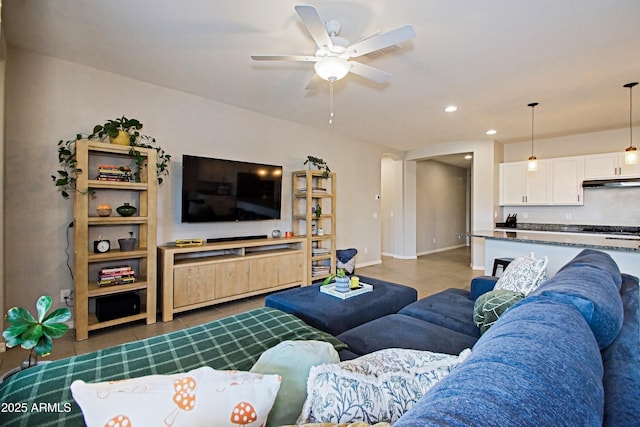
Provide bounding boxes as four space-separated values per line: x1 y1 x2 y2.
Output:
52 116 171 198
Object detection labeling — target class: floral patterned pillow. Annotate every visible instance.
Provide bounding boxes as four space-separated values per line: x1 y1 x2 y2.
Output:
297 348 471 424
494 253 548 296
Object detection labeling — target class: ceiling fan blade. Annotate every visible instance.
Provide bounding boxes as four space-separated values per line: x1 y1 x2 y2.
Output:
345 25 415 58
294 5 333 50
251 55 318 62
305 74 325 90
348 61 391 84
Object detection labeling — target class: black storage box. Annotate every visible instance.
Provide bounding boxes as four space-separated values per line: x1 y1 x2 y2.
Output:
95 292 140 322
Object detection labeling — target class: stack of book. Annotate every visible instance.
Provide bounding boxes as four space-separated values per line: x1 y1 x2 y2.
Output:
298 186 327 194
96 165 133 182
98 265 136 287
311 265 331 277
312 247 330 256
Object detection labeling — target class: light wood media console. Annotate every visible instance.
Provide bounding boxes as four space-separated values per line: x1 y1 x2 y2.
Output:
158 237 306 321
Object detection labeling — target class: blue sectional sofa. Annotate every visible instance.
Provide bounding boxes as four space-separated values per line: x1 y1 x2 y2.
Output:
337 249 639 426
1 249 636 426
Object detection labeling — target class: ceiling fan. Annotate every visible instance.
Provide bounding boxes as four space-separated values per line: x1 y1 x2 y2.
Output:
251 5 416 88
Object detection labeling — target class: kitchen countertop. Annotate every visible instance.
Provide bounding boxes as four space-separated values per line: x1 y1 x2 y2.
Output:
470 230 640 252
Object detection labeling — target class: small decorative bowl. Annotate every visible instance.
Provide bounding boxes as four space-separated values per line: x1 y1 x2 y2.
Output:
96 204 112 217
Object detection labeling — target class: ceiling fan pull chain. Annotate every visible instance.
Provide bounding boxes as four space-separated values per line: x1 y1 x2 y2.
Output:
329 80 334 124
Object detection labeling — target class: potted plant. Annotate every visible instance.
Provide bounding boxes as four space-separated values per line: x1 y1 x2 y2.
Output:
314 203 322 219
118 232 137 252
52 116 171 198
322 268 350 292
2 295 71 380
303 155 330 178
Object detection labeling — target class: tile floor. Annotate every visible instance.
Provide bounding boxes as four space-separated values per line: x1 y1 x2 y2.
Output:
0 246 481 372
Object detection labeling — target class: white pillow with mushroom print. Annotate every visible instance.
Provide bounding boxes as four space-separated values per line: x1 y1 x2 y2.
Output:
71 366 281 427
494 252 548 296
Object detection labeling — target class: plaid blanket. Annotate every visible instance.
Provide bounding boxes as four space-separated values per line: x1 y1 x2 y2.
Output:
0 307 346 427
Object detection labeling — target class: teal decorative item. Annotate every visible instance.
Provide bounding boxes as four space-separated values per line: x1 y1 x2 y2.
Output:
116 203 137 217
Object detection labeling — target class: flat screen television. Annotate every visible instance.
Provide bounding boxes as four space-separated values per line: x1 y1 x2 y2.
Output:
181 155 283 222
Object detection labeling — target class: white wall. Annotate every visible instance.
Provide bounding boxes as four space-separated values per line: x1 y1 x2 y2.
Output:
502 128 640 226
406 140 501 270
416 160 467 254
3 47 399 311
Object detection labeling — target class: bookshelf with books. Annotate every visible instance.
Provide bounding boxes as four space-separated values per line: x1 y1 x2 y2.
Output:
292 170 336 284
73 140 158 340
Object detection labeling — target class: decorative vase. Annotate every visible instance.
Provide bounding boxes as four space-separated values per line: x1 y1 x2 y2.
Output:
109 130 130 146
116 203 137 217
96 204 112 217
118 238 136 252
334 276 350 293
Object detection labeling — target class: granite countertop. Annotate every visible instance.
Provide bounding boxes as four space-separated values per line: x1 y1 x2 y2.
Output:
470 230 640 252
495 222 640 235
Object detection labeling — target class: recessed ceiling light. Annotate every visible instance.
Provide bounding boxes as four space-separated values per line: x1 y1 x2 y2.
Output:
444 105 458 113
464 154 473 160
486 129 497 135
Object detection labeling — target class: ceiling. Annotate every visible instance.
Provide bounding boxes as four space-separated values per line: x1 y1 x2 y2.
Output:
3 0 640 152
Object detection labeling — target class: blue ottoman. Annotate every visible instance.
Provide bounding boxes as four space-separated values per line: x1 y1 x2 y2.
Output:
264 276 417 335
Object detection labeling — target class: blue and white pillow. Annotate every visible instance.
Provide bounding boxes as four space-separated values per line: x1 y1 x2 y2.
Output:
297 348 471 424
494 253 548 296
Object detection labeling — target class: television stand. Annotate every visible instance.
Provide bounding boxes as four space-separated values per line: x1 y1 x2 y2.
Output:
158 237 306 321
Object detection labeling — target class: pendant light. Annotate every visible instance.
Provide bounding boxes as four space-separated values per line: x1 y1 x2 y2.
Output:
623 82 638 165
527 102 539 171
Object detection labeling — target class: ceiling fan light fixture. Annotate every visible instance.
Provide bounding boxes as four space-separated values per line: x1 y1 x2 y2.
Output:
623 82 638 165
314 57 350 81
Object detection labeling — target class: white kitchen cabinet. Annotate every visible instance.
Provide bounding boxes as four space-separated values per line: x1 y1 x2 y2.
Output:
583 152 640 179
551 156 584 205
499 160 551 205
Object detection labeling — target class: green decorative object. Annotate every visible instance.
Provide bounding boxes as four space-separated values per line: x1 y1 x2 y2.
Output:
322 268 347 286
303 155 330 178
116 202 137 217
52 115 171 198
2 295 71 368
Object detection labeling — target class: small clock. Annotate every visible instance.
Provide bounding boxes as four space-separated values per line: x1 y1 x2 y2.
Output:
93 239 111 254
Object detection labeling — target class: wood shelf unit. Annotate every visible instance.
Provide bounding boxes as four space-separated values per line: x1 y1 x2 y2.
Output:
292 170 336 284
73 140 158 340
158 237 306 321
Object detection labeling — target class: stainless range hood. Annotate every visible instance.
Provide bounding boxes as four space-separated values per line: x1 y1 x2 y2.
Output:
582 177 640 188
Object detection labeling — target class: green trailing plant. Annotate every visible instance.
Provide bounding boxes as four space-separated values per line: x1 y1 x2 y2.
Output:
322 268 347 286
314 203 322 219
3 295 72 367
303 155 330 178
52 116 171 198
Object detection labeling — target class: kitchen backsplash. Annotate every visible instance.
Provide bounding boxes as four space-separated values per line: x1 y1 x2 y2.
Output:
504 187 640 226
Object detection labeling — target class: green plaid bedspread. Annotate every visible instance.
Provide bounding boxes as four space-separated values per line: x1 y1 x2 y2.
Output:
0 307 346 427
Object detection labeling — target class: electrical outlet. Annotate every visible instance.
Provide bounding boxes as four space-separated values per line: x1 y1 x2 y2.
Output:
60 289 72 303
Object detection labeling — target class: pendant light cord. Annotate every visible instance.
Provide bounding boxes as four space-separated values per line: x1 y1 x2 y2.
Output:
528 102 538 156
624 82 638 149
630 84 633 149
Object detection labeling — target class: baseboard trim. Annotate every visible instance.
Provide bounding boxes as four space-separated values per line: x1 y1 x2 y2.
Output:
356 259 382 268
416 244 467 257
